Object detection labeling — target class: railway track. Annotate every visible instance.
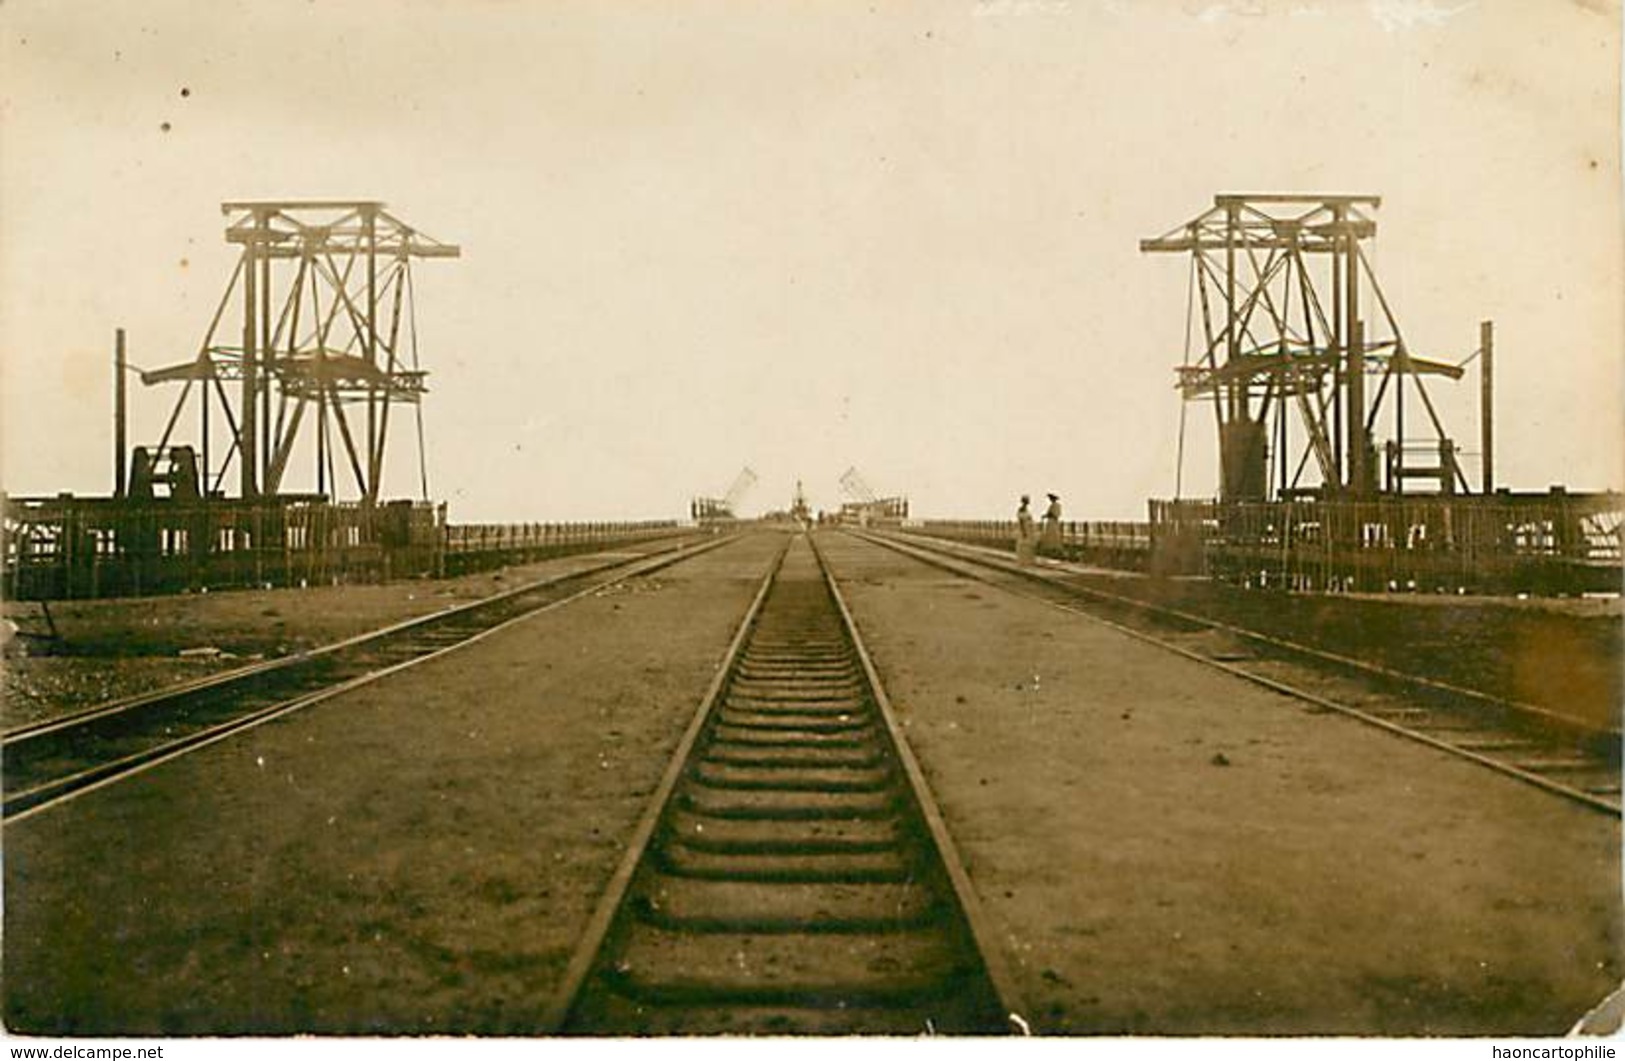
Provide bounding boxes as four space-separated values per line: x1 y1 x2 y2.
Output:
545 532 1024 1036
2 534 733 822
856 530 1622 818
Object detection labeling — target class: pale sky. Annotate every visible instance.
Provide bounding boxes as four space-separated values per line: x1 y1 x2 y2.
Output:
2 0 1621 521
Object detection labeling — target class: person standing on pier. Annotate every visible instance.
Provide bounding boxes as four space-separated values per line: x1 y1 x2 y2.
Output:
1040 492 1062 556
1015 494 1036 565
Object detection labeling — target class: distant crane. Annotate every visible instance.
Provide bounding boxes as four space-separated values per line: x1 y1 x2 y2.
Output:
836 466 908 526
691 466 757 523
838 467 877 505
723 467 758 513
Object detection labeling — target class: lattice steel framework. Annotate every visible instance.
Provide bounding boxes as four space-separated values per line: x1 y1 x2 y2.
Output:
1142 194 1481 502
691 466 758 522
138 201 459 503
836 466 907 523
838 466 878 505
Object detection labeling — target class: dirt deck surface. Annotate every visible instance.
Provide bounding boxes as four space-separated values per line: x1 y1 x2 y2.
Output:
4 532 785 1035
1 534 702 731
819 530 1622 1036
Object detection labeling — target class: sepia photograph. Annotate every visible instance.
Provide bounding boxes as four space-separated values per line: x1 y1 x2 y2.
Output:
1 0 1621 1050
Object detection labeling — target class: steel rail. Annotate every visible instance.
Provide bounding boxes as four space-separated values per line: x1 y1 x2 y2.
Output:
5 533 712 744
893 531 1617 740
539 534 792 1033
545 531 1024 1034
809 532 1031 1034
4 534 737 822
854 529 1621 819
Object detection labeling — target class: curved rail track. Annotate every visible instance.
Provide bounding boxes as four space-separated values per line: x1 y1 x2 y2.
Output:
545 532 1024 1036
2 534 732 822
856 529 1622 818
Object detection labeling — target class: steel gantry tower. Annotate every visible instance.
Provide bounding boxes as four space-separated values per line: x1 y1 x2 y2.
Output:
1141 194 1483 502
137 201 460 504
691 467 759 522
